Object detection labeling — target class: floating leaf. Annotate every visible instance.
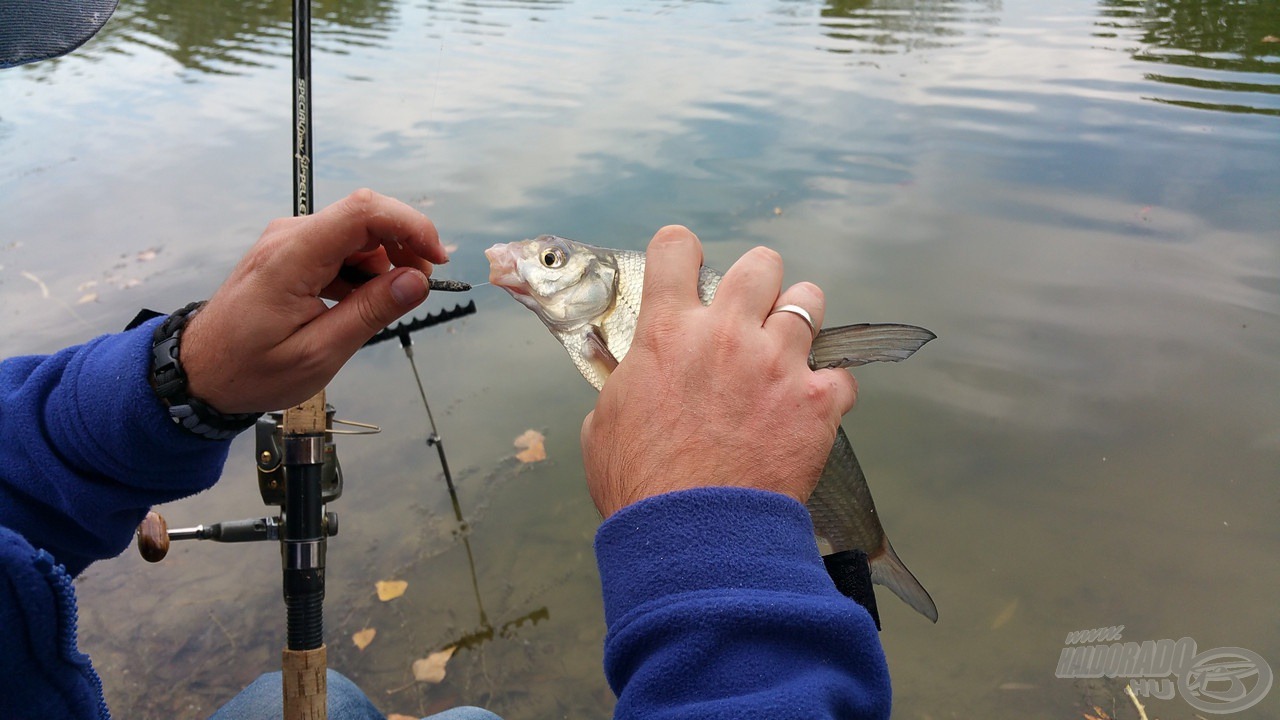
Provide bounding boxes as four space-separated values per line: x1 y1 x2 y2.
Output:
1083 704 1112 720
990 597 1018 629
412 646 457 683
514 429 546 463
76 293 98 305
20 271 49 298
352 627 376 651
375 579 408 601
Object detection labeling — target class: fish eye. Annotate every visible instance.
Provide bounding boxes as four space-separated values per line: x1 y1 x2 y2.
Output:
541 247 566 268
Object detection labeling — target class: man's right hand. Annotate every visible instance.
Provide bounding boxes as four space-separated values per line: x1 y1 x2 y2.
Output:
579 225 857 518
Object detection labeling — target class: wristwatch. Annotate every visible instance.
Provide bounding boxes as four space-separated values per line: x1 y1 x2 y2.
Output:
149 301 261 440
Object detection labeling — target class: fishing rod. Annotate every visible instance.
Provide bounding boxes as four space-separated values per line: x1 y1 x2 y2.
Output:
275 1 333 715
135 5 481 717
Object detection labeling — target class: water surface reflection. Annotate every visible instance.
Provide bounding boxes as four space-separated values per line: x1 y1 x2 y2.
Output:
1096 0 1280 115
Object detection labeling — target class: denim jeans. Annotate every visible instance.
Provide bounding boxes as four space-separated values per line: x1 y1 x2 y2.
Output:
208 670 502 720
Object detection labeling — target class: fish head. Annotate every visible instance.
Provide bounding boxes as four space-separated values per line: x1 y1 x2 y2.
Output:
485 235 618 332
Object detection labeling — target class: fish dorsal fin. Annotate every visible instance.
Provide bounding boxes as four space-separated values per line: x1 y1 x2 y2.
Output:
809 323 936 370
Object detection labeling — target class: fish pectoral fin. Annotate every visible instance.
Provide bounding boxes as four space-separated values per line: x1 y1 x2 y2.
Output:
809 323 936 370
585 327 619 379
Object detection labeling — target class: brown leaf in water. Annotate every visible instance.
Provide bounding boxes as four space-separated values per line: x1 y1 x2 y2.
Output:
1083 705 1112 720
375 580 408 601
514 429 546 463
990 597 1018 629
352 627 376 651
412 646 457 683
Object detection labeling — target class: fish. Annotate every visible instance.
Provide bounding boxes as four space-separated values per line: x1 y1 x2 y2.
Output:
485 234 939 623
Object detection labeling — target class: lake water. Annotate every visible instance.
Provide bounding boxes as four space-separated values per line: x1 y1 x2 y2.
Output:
2 0 1278 718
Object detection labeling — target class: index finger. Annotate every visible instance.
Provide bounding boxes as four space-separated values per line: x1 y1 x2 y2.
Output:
639 225 703 316
285 189 447 274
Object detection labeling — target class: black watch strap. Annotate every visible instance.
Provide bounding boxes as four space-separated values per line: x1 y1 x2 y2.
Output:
150 302 262 440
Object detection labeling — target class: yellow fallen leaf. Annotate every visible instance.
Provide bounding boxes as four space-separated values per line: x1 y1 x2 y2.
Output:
352 627 376 651
375 580 408 601
514 429 546 463
990 597 1018 629
412 646 457 683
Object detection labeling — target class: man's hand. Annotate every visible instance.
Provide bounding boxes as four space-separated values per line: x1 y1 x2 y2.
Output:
180 189 448 413
580 225 857 518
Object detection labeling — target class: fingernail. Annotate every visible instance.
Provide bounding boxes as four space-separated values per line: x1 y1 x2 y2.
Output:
391 269 430 306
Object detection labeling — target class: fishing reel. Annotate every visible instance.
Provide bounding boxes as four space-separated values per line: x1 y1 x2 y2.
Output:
135 407 365 563
256 406 351 506
134 301 476 563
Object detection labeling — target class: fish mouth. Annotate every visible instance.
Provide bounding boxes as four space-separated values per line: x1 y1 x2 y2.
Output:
484 243 529 296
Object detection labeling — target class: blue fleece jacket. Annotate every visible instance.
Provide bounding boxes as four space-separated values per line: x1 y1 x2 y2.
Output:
595 489 891 719
0 320 892 720
0 320 230 720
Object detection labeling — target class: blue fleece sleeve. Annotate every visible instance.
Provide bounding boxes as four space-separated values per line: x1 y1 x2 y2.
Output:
0 319 231 576
594 487 891 720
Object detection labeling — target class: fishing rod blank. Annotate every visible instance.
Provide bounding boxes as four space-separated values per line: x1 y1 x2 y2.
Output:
281 2 329 718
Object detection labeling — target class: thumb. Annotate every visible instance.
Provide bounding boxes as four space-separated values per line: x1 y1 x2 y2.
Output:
306 267 429 355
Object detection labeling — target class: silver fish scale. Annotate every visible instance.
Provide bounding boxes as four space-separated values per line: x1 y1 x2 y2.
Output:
596 249 721 375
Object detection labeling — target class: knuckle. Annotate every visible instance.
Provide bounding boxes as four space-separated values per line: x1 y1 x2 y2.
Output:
707 323 743 357
793 281 824 306
342 187 377 216
352 291 386 332
635 319 682 355
263 217 295 235
748 245 783 269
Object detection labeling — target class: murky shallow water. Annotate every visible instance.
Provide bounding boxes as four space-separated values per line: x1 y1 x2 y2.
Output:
2 0 1278 718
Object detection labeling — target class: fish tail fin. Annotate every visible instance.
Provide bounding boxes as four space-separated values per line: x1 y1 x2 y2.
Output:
810 323 936 369
869 536 939 623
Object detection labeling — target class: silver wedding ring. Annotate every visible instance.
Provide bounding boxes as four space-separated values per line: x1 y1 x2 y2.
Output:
771 304 817 339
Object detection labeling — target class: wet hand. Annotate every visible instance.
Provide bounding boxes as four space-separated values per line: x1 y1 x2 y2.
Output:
180 188 448 413
580 226 857 518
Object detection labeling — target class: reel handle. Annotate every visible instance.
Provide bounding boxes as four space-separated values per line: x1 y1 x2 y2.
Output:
137 511 171 562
